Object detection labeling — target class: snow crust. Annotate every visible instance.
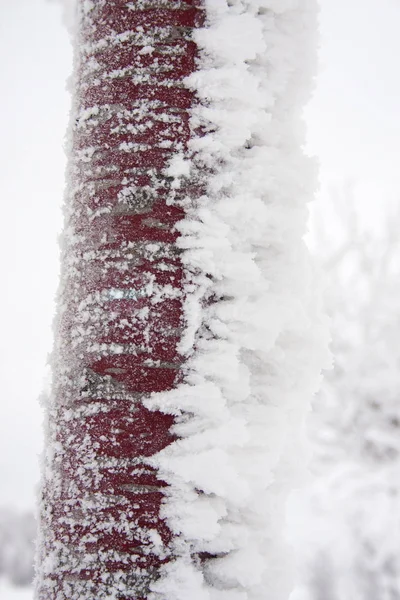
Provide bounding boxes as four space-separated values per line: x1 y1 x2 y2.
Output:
143 1 330 598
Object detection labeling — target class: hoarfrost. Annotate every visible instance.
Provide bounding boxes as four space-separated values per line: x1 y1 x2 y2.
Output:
144 0 330 598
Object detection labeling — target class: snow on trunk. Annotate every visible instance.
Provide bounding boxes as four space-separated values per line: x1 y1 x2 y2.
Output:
35 1 329 600
145 1 330 598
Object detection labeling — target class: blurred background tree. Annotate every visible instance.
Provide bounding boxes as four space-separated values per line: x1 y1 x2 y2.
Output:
291 185 400 600
0 510 35 588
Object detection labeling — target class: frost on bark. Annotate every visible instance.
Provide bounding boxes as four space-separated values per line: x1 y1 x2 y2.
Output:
36 1 204 599
36 1 329 599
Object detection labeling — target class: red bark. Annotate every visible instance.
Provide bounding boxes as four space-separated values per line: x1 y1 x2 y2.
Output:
36 2 204 598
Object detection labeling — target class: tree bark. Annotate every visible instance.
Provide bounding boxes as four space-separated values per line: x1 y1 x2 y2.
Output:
36 2 203 598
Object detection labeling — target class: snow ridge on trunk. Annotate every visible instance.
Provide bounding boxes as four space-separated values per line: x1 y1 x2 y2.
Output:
145 1 330 599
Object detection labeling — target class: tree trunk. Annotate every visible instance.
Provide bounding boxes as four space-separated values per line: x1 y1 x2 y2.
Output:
36 1 329 599
36 1 203 598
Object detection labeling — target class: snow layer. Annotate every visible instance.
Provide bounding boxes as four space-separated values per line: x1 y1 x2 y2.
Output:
144 1 330 598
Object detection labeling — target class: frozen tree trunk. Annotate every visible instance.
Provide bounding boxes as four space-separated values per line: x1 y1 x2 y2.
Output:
36 1 204 599
36 1 329 599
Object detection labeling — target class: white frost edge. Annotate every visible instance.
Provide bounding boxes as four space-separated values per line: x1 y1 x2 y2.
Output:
144 1 331 599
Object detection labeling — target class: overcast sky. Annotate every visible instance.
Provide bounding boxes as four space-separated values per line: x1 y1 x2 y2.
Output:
0 0 69 510
307 0 400 228
1 0 400 511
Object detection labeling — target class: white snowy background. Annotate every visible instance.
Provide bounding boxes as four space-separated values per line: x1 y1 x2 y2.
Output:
1 0 400 598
